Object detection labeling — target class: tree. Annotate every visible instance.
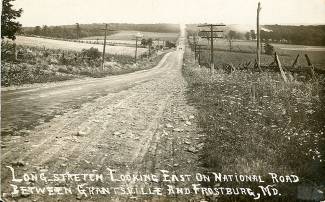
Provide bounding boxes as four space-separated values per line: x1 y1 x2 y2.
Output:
76 23 81 39
165 40 176 48
245 32 251 40
34 26 41 35
146 38 153 47
42 25 49 36
1 0 23 40
141 38 147 46
227 30 237 51
52 26 63 38
250 30 256 40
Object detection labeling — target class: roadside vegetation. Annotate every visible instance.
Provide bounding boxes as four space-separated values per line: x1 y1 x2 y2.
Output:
1 42 169 86
182 45 324 200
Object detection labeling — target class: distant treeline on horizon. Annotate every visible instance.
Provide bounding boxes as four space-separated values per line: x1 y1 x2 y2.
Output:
20 23 325 46
20 23 180 39
187 24 325 46
262 25 325 46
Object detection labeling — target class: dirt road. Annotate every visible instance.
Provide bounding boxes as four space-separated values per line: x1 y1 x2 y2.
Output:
1 33 205 201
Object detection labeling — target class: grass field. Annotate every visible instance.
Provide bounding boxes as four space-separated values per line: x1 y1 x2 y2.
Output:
79 39 168 47
192 39 325 68
80 39 137 45
81 30 179 41
13 36 147 56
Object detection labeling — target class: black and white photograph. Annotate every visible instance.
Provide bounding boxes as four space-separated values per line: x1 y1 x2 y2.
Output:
1 0 325 201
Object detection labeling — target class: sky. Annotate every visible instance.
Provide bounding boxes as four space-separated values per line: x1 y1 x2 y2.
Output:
12 0 325 27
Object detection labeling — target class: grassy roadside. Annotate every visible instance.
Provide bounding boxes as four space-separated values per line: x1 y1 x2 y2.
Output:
1 44 169 86
182 46 325 200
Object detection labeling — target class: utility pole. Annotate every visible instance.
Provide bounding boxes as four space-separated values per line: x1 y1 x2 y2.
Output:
198 24 225 74
134 33 143 63
257 2 262 71
135 36 139 63
101 24 116 70
102 24 108 70
193 34 197 60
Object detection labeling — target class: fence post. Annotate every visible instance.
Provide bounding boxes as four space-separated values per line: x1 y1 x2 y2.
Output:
305 54 316 80
292 54 300 68
275 52 288 82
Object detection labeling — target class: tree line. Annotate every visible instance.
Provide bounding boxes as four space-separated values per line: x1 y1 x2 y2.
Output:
241 25 325 46
22 24 105 39
261 25 325 46
187 24 325 46
21 23 180 39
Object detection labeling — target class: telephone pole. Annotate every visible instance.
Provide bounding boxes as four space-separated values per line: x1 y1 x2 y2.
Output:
102 24 108 70
134 33 143 63
101 24 116 70
198 24 225 74
257 2 262 71
193 34 197 60
135 36 139 63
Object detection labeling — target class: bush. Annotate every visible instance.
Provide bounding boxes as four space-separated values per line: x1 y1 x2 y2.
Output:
165 40 176 48
1 41 16 61
264 42 274 55
81 47 101 60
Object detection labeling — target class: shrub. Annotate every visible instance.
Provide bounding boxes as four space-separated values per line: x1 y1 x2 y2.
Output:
1 41 15 61
165 40 176 48
81 47 101 60
264 42 274 55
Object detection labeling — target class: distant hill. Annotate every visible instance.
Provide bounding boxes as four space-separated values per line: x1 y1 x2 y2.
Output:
21 23 180 39
186 24 325 46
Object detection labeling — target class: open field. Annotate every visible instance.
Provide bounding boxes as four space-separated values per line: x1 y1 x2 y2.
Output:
192 39 325 68
82 30 179 41
79 39 164 47
12 36 147 56
200 50 324 68
81 39 137 45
